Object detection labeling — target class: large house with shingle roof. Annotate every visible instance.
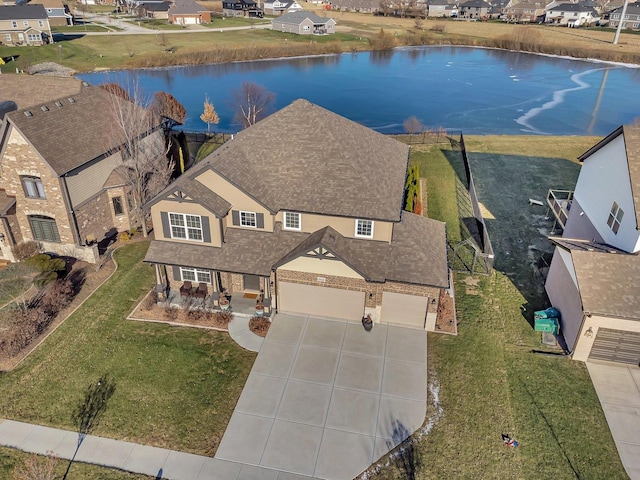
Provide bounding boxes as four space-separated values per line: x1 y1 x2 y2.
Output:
0 82 165 263
272 11 336 34
0 4 52 45
167 0 211 24
545 125 640 365
144 99 449 329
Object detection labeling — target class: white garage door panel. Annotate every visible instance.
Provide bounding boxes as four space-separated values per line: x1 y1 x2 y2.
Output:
381 292 428 329
278 282 365 321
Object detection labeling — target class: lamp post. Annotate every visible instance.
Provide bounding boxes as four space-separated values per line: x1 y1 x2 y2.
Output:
613 0 630 45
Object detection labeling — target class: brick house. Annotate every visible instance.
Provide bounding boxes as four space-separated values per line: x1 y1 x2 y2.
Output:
167 0 211 24
0 83 165 263
144 99 449 329
0 4 52 46
545 125 640 365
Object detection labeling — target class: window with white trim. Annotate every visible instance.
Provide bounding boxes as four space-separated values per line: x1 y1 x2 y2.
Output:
21 176 45 199
23 20 29 26
38 20 44 27
240 211 257 228
355 219 374 238
11 21 17 28
169 212 203 241
607 202 624 234
283 211 301 231
27 34 41 42
5 34 11 42
180 267 211 284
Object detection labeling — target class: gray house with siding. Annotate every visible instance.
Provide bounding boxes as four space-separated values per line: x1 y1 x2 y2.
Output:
272 11 336 34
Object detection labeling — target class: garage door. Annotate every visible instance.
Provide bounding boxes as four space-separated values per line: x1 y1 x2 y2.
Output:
380 292 429 329
278 282 365 321
589 328 640 365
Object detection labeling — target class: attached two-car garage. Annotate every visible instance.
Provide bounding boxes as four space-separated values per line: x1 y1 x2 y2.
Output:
277 282 366 321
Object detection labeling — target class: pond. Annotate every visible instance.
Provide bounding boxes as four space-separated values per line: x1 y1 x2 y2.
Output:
78 46 640 135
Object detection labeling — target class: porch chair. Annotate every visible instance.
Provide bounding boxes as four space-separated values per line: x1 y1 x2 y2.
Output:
194 282 207 299
180 281 193 297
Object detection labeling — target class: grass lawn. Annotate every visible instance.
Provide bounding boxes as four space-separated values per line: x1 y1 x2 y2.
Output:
383 135 629 479
52 24 120 33
0 242 256 456
0 446 152 479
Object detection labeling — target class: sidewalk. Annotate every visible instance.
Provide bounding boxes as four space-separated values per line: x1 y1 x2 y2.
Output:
0 419 306 479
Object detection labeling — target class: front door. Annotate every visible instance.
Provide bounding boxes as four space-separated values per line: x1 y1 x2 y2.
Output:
243 274 261 292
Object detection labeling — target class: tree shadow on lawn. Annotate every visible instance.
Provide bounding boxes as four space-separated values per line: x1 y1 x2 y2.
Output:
443 150 581 328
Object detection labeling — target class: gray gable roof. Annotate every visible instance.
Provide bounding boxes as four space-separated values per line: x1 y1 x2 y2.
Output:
196 99 409 222
6 85 160 176
549 2 596 11
168 0 203 15
141 1 172 11
275 10 335 24
146 176 232 218
571 250 640 320
460 0 490 8
0 4 47 19
0 76 82 110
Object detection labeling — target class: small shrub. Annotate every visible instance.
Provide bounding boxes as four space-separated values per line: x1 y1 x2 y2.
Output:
39 278 75 316
128 227 138 236
119 231 131 242
431 23 446 33
143 290 157 311
187 308 206 322
369 28 396 51
249 315 270 337
213 310 233 328
164 305 179 321
12 241 40 261
24 254 66 288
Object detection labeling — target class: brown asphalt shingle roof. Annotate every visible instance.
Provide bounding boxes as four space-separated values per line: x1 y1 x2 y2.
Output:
571 250 640 320
6 85 159 176
197 99 410 222
168 0 204 15
0 76 82 110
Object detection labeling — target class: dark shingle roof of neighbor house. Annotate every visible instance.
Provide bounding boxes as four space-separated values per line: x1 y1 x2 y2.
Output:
0 77 83 110
274 10 334 24
571 250 640 320
578 125 640 229
0 4 48 19
460 0 490 8
549 2 596 11
330 0 378 8
6 85 160 176
195 99 409 222
169 0 204 15
145 212 449 287
141 1 172 11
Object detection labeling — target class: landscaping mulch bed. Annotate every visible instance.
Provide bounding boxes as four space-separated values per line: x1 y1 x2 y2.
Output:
435 288 456 334
130 297 233 330
249 316 270 337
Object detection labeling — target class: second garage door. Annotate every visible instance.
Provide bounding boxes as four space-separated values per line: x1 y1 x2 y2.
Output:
278 282 365 321
380 292 429 329
588 328 640 365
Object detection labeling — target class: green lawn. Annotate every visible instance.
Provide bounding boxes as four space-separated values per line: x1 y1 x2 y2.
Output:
379 135 628 479
202 17 271 28
0 446 151 479
0 242 256 456
52 24 119 33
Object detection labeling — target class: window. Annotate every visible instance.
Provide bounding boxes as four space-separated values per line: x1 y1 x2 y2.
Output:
21 176 45 199
5 34 11 42
169 212 203 241
27 34 41 42
29 215 60 243
11 21 17 27
112 196 124 216
240 211 257 228
38 20 44 27
283 211 301 231
607 202 624 234
23 20 29 26
180 267 211 284
302 25 310 31
355 219 374 238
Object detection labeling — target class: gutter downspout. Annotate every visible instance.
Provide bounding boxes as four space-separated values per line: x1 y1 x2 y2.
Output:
60 175 82 246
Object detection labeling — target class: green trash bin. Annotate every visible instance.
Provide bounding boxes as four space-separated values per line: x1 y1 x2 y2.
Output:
534 317 559 335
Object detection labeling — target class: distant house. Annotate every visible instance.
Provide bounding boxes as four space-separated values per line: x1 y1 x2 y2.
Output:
264 0 303 15
545 2 599 25
504 0 545 21
329 0 379 13
137 1 172 19
222 0 263 17
272 10 335 34
609 3 640 29
427 0 456 17
545 125 640 365
0 4 52 45
26 0 72 26
458 0 491 17
168 0 211 24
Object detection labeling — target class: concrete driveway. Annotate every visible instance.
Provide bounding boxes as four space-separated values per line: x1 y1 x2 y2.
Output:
587 362 640 480
215 314 428 480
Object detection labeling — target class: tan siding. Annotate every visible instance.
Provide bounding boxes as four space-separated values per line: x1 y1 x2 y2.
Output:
65 153 121 207
279 256 363 279
573 317 640 362
150 199 222 247
275 211 393 242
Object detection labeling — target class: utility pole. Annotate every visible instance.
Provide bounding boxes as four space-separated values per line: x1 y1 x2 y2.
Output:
613 0 630 44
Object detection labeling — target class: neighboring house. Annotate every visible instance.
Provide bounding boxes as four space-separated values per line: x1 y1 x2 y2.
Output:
0 4 51 45
167 0 211 24
329 0 379 13
0 83 165 263
609 3 640 29
458 0 490 17
427 0 456 17
504 0 546 21
264 0 303 15
272 10 335 34
25 0 72 26
144 99 449 329
137 0 171 19
545 125 640 365
222 0 263 17
545 2 599 25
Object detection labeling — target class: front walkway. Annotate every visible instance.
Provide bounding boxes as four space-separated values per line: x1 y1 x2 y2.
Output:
587 362 640 480
215 314 428 480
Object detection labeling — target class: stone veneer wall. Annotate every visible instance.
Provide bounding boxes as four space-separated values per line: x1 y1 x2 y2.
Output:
75 192 115 244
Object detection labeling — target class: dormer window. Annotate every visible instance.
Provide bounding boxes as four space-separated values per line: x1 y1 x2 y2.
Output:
355 219 374 238
21 176 45 199
283 211 301 231
240 211 257 228
607 202 624 234
169 212 203 241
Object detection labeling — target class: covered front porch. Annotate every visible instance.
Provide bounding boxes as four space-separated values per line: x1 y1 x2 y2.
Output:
163 287 273 318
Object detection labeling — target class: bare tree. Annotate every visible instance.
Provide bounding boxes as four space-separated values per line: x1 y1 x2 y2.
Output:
403 116 424 136
152 91 186 126
99 82 130 101
231 82 275 129
106 82 174 237
13 452 58 480
379 0 394 16
200 95 220 133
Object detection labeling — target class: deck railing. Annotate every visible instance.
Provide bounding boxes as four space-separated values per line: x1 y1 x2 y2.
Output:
546 189 573 230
